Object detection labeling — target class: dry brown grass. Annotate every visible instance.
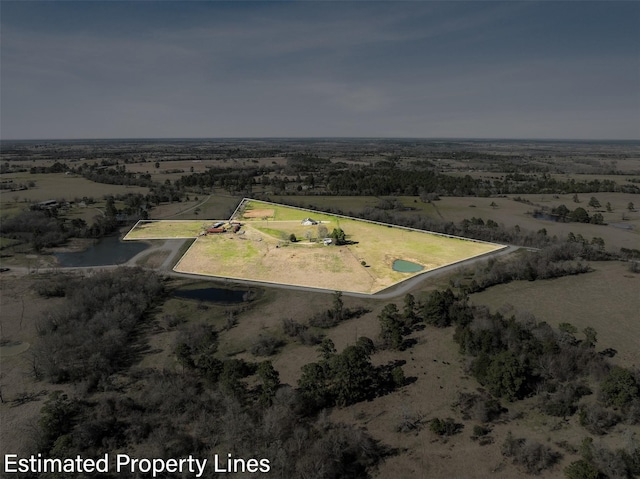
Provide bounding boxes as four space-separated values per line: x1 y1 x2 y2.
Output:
0 172 149 204
470 261 640 368
243 208 275 218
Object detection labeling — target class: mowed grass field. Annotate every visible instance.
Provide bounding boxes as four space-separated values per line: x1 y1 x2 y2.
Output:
126 199 504 294
123 220 216 239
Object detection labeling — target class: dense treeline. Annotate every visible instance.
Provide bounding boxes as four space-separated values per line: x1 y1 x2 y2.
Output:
0 210 75 251
316 168 638 197
80 166 153 188
33 268 165 384
459 243 593 293
0 194 149 249
175 166 265 193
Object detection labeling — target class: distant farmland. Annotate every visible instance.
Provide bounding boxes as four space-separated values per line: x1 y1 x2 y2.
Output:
125 198 505 294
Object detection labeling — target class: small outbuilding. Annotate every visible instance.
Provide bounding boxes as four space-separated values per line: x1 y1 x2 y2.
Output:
301 218 318 226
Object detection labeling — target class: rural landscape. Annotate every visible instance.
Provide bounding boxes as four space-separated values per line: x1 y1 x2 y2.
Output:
1 138 639 478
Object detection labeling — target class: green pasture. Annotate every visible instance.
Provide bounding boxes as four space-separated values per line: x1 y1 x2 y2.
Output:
152 195 241 220
268 196 380 214
0 173 149 204
124 220 211 239
185 235 261 263
240 199 339 223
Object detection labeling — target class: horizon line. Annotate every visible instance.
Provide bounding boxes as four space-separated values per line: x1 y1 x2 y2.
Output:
2 136 639 143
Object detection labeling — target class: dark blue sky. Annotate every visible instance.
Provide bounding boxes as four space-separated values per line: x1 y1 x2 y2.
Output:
1 1 638 139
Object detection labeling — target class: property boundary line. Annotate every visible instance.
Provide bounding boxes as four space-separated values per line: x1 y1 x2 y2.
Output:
124 197 511 296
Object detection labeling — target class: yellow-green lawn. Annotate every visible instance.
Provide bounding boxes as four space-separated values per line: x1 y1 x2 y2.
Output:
123 220 218 239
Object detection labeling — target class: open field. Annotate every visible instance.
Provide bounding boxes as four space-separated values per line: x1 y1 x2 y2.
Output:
0 172 149 203
125 199 504 294
470 261 640 368
123 220 214 239
148 194 240 220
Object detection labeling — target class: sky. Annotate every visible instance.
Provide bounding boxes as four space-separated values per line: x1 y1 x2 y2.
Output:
1 1 638 140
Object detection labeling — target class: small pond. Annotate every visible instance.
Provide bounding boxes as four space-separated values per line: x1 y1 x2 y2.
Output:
54 236 149 267
173 287 251 304
532 212 562 222
392 259 424 273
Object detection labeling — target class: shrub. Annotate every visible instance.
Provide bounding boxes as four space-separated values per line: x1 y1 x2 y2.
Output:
455 392 505 422
429 418 463 436
502 432 561 474
282 318 306 337
578 404 619 435
34 275 74 298
541 383 591 418
472 425 491 437
395 410 423 433
281 319 322 345
600 366 640 409
564 460 600 479
250 334 284 357
391 366 406 387
625 398 640 424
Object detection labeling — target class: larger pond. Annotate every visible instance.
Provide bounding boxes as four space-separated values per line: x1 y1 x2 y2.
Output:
392 259 424 273
173 287 251 303
54 236 149 267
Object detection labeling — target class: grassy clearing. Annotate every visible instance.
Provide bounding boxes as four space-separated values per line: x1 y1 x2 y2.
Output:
470 261 640 368
0 173 149 203
150 194 241 220
123 220 213 239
